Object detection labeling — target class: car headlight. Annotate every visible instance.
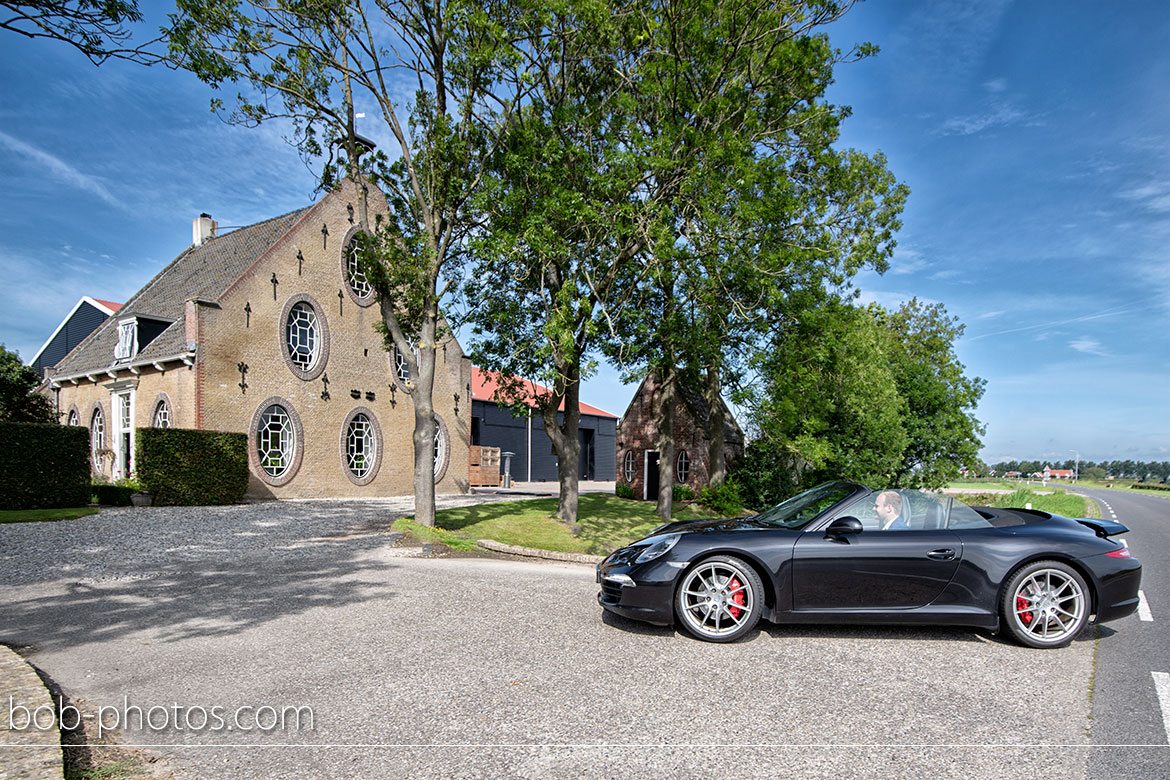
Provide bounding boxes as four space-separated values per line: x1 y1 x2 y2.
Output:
635 534 681 564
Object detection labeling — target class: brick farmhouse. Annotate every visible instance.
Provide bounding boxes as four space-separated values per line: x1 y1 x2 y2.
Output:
45 179 470 499
615 372 744 500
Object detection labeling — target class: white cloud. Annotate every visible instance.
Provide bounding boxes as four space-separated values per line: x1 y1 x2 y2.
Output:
976 310 1006 320
1069 337 1110 357
983 78 1008 93
889 247 930 275
1118 181 1170 213
0 130 128 211
938 101 1028 136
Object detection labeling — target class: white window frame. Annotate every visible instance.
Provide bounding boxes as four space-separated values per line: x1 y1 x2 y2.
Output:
114 318 137 361
111 389 135 480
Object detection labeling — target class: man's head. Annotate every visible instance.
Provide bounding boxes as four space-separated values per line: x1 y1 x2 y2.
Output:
875 491 902 524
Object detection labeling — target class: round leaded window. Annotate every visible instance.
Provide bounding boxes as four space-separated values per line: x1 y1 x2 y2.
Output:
623 450 637 483
433 413 450 483
286 303 319 370
258 404 294 478
345 236 374 300
392 344 420 389
676 449 691 483
340 407 382 486
347 413 374 478
279 294 329 380
249 398 304 487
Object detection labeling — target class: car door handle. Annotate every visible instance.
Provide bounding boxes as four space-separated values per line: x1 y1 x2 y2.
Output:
927 548 956 561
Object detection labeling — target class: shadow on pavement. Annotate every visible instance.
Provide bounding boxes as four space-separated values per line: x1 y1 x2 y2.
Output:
0 534 401 651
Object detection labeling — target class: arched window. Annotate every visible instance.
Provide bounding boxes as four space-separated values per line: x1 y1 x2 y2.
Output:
152 398 171 428
676 449 691 484
90 407 104 470
67 408 79 426
623 450 637 483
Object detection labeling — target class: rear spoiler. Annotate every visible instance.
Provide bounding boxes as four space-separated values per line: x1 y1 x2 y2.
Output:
1076 517 1130 538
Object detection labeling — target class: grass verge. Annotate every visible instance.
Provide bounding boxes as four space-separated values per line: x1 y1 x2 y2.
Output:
398 494 725 556
0 507 99 524
953 487 1099 518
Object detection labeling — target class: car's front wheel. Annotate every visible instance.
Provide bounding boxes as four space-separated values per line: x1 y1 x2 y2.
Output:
1001 560 1090 648
675 555 764 643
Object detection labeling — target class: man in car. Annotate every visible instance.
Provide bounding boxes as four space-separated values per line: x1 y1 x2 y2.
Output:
875 491 910 530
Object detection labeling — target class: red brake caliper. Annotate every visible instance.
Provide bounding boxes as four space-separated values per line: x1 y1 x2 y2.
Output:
729 578 745 619
1016 595 1033 625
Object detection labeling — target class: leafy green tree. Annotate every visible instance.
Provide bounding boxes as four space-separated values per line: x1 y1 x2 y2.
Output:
735 300 910 505
0 345 55 423
875 298 985 488
465 0 647 523
605 0 906 519
1 1 163 64
1083 466 1106 481
167 0 527 527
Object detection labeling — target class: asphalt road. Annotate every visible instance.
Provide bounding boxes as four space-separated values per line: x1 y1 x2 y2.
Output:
1 498 1167 779
1079 487 1170 779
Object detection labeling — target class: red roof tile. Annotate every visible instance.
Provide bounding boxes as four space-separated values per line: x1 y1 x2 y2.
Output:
471 366 616 419
92 299 123 312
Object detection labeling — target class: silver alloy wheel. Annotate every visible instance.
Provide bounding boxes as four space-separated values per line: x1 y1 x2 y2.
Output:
1011 567 1087 644
679 560 755 639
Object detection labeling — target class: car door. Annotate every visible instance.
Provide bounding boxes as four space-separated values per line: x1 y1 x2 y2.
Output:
790 490 963 610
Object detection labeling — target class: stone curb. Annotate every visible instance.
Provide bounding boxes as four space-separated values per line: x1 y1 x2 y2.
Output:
476 539 604 565
0 645 64 780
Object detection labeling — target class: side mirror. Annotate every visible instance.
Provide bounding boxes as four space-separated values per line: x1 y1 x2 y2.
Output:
825 516 863 536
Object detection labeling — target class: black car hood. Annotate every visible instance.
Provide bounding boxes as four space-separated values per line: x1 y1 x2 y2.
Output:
646 516 765 538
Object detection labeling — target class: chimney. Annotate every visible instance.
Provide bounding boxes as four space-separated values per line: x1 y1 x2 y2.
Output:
193 213 218 246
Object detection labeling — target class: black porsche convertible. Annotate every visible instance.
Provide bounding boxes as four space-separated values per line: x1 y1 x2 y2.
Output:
596 481 1142 647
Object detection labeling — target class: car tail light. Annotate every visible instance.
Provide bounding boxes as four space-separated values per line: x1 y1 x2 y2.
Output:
1106 548 1132 558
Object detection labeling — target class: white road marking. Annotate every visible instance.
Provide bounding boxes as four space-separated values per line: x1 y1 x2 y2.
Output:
1137 590 1153 622
1153 672 1170 746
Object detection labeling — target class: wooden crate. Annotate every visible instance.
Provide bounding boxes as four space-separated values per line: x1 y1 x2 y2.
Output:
469 446 501 487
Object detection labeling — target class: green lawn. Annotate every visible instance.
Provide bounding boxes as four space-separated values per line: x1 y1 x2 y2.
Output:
0 507 99 524
397 494 726 556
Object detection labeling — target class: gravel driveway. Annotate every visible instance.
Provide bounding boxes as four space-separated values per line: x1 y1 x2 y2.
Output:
1 500 1104 779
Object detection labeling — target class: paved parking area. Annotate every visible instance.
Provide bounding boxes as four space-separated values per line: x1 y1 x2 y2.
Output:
1 501 1105 779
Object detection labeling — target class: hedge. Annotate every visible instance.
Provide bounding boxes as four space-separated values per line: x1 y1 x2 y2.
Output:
136 428 249 506
93 484 134 506
1131 482 1170 492
0 422 91 510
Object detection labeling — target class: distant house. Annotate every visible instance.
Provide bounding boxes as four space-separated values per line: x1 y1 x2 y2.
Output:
1005 471 1022 479
470 367 617 483
616 372 744 500
1043 466 1075 480
30 296 122 379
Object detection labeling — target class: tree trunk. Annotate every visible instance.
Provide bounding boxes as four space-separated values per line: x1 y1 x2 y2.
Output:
412 310 439 529
654 367 677 520
542 360 582 524
704 365 727 487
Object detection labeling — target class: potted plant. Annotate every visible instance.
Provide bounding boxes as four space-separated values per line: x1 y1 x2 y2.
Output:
122 475 151 507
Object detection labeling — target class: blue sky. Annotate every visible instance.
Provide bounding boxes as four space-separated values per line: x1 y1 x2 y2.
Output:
1 0 1167 464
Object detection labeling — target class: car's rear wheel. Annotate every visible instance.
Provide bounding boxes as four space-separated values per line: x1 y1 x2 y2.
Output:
1001 560 1089 648
675 555 763 643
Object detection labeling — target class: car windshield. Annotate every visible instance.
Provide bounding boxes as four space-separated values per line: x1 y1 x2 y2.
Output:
752 482 859 530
